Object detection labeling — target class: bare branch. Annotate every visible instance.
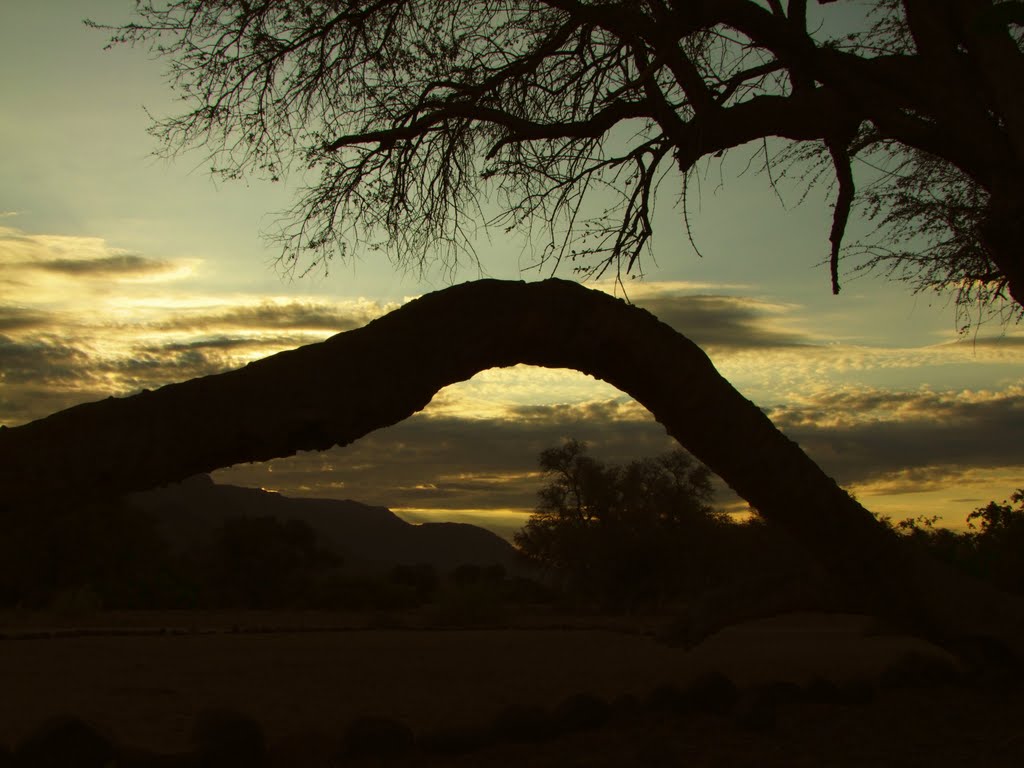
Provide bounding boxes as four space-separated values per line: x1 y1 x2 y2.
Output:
96 0 1024 319
826 136 855 295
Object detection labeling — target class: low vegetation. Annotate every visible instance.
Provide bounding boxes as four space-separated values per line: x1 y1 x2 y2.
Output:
881 490 1024 597
1 440 1020 623
0 499 546 615
517 440 1024 612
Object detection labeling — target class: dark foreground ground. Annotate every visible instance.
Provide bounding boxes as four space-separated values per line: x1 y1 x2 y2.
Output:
0 610 1021 766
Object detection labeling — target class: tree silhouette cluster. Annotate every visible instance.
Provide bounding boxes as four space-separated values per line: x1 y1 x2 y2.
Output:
891 489 1024 597
0 503 344 611
515 440 820 608
95 1 1024 321
517 440 1024 613
0 497 548 614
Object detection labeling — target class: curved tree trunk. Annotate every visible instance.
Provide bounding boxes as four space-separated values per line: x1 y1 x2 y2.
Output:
1 279 1020 652
983 184 1024 310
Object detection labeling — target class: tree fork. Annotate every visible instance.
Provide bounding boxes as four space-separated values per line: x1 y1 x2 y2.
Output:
1 279 1020 652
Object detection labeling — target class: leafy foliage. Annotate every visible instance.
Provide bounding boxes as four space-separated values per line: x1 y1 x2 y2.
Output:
882 489 1024 596
207 515 341 608
0 499 180 609
0 496 548 613
515 440 732 606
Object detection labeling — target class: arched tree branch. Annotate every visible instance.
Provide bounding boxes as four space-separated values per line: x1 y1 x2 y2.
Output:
1 280 1019 653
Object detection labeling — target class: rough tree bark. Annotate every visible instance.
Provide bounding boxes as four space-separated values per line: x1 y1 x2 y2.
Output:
1 279 1020 653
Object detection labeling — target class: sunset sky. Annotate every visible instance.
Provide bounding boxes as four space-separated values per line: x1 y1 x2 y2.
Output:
3 1 1023 539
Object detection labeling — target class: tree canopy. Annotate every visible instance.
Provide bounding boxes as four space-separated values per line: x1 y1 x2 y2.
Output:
515 439 724 604
95 0 1024 321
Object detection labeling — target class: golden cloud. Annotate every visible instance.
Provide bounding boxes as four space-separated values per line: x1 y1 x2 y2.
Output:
0 226 397 425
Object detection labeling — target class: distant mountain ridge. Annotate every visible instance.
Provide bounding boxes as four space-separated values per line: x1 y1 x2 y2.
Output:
128 475 522 573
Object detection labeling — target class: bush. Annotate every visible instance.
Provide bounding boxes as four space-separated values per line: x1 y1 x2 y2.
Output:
514 440 723 608
420 724 491 755
341 715 415 758
49 584 104 618
734 689 778 731
389 563 439 601
645 683 688 714
489 704 554 743
192 708 267 768
433 583 505 626
15 716 117 768
805 676 842 704
684 671 737 715
552 692 610 733
879 651 962 689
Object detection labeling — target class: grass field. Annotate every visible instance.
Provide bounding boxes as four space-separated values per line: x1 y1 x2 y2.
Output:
1 610 1022 765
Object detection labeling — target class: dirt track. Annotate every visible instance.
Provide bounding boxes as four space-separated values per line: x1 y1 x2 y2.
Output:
1 611 1021 765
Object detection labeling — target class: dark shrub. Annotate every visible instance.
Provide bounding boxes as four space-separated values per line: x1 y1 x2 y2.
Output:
450 564 483 587
944 634 1023 687
805 676 842 704
879 651 962 689
192 708 267 768
734 689 777 731
433 582 505 626
645 683 688 714
552 692 610 733
501 576 556 604
489 704 554 743
839 678 877 707
684 671 737 715
341 715 415 758
419 724 491 755
609 693 642 722
389 563 439 601
757 680 804 706
14 715 117 768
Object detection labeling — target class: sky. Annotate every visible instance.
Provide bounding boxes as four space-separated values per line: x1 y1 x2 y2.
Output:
2 1 1022 540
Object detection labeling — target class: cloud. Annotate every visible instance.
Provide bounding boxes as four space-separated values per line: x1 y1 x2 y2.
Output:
636 294 814 349
214 401 679 518
3 231 1020 534
502 399 653 423
31 253 178 278
768 384 1024 488
0 226 405 425
0 226 194 287
154 299 387 333
0 305 52 331
212 378 1024 538
0 333 118 424
0 334 94 385
954 335 1024 348
592 279 753 297
586 280 820 350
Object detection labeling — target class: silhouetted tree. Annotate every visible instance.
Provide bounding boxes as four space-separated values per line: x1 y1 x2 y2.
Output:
516 440 723 605
390 562 440 600
876 493 1024 597
967 489 1024 594
0 499 178 609
209 515 341 608
94 2 1024 320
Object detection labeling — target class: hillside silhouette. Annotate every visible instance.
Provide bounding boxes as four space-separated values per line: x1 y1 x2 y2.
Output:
129 474 521 573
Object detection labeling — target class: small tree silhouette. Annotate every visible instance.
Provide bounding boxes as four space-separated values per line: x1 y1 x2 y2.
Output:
967 490 1024 595
515 440 722 606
